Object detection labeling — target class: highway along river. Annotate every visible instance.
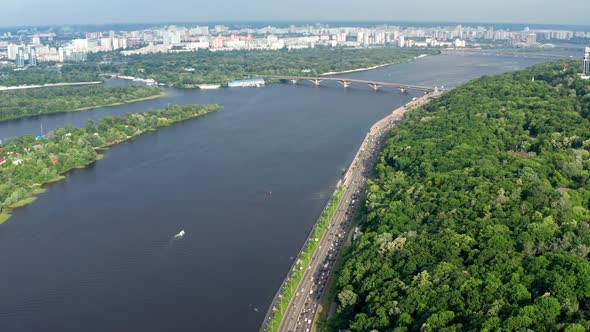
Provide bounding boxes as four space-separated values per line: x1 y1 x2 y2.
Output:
0 53 552 331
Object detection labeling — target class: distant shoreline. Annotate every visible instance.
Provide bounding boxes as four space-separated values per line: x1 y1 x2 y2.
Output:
319 54 429 76
0 81 103 91
126 52 434 89
320 63 396 76
69 92 167 112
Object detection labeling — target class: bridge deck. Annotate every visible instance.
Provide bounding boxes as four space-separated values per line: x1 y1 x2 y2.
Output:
262 75 436 92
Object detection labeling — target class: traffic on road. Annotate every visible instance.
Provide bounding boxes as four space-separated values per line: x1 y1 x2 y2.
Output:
261 93 438 332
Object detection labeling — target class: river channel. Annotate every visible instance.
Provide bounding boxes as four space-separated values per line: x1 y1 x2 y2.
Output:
0 53 555 331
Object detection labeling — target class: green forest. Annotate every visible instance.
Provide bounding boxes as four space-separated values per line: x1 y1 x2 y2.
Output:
0 104 220 224
95 47 436 87
0 85 163 121
0 65 102 86
328 61 590 331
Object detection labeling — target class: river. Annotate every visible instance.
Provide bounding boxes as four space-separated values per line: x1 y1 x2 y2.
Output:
0 53 557 331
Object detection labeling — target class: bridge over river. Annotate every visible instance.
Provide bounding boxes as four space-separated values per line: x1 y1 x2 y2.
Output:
261 75 438 92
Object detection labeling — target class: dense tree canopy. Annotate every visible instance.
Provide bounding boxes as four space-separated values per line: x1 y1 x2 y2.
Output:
329 60 590 331
0 64 102 86
0 85 162 121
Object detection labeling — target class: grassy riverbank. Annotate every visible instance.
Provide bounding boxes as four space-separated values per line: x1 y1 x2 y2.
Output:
0 104 220 224
0 187 49 224
0 85 165 122
267 186 345 331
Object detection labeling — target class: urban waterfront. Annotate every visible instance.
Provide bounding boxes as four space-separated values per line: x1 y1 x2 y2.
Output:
0 54 552 331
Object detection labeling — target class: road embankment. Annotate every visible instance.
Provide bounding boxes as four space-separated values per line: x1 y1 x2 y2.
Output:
260 91 441 332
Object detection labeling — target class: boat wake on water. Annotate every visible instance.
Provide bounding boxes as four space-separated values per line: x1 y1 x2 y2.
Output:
159 230 187 257
254 190 274 198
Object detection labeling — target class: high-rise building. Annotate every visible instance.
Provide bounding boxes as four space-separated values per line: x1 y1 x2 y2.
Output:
72 39 89 51
584 47 590 76
100 37 113 51
398 35 405 47
58 47 65 62
119 38 128 49
526 33 537 46
28 46 37 66
64 51 87 62
7 44 19 60
163 30 181 45
112 38 119 50
15 48 25 67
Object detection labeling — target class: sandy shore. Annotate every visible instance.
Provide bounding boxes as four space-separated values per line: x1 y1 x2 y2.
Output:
320 63 395 76
320 54 430 76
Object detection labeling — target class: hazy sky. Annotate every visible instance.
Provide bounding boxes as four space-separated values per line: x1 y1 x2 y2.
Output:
2 0 589 27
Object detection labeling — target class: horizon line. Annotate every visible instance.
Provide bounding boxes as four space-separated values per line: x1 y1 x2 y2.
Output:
1 19 590 31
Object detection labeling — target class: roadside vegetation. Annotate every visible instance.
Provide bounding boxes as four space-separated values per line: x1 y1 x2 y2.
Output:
327 60 590 331
268 186 345 331
0 85 164 122
0 104 220 224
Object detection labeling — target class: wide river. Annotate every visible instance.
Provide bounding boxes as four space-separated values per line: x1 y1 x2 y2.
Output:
0 53 557 331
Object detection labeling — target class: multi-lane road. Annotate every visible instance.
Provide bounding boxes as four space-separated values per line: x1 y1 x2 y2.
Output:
266 93 438 332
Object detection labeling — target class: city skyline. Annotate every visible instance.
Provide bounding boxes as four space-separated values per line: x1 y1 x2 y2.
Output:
1 0 589 27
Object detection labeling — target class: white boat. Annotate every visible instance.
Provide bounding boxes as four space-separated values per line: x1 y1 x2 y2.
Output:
174 230 186 238
198 84 221 90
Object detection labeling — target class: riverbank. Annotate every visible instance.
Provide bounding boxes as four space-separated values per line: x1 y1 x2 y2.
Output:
312 92 441 331
319 54 430 76
263 186 345 332
0 81 103 91
320 63 397 76
260 92 440 332
0 104 220 225
323 60 590 332
69 91 167 112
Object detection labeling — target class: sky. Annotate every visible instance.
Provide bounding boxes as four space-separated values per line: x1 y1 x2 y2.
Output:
1 0 589 27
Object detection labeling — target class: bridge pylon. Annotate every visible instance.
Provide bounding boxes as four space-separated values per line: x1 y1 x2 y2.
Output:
261 75 436 92
368 83 382 91
338 80 352 88
310 79 324 86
